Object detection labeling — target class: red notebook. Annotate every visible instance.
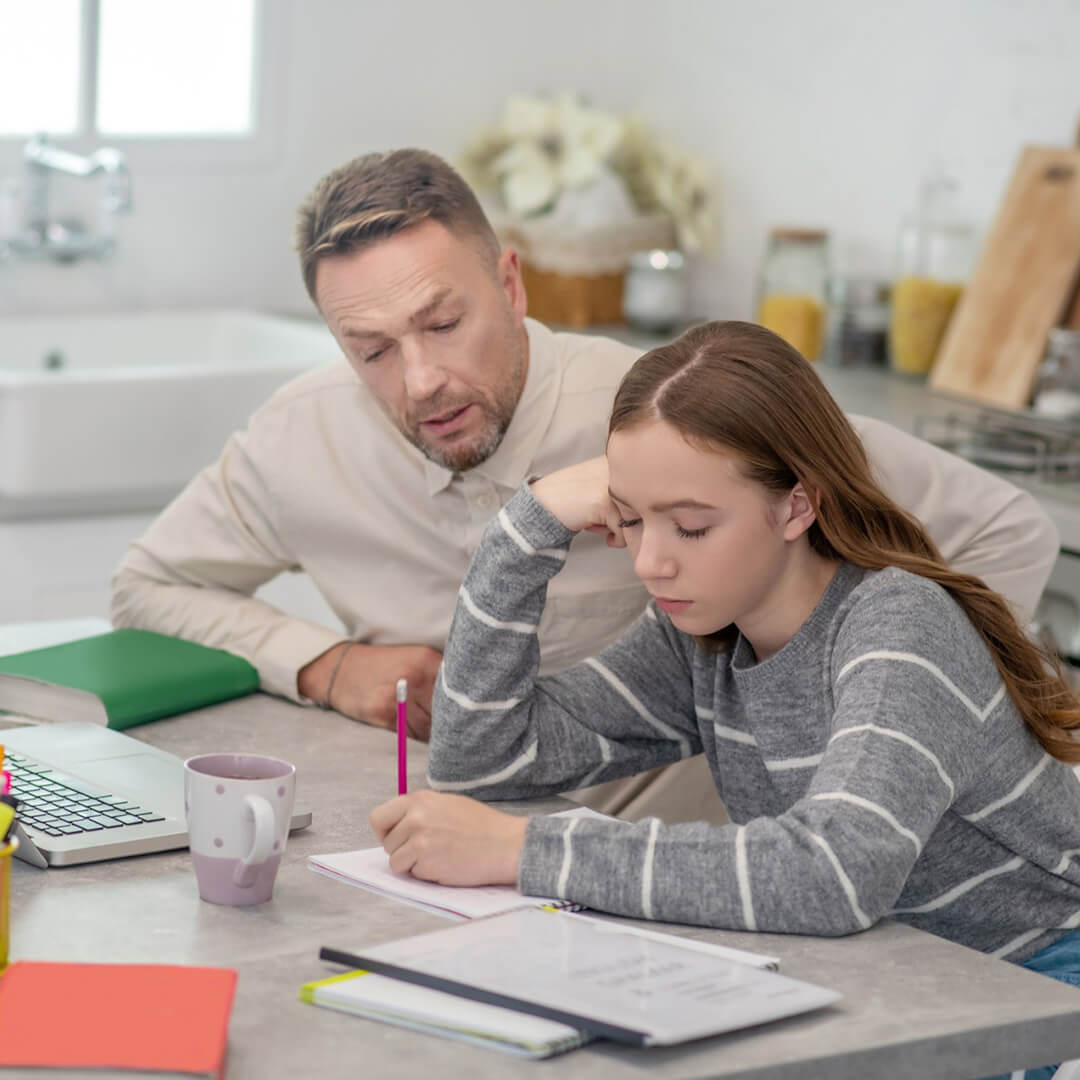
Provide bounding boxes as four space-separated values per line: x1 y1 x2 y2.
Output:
0 961 237 1078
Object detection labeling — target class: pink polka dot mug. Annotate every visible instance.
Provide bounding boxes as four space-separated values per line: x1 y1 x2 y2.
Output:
183 753 297 905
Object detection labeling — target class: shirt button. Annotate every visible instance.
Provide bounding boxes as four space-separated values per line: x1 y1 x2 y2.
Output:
476 494 494 510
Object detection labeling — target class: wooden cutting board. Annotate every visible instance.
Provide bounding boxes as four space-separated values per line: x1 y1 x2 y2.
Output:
1067 277 1080 329
929 146 1080 408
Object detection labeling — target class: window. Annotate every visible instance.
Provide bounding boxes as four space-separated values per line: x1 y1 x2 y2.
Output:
0 0 260 140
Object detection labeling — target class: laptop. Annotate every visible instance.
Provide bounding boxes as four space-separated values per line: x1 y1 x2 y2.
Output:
1 720 312 868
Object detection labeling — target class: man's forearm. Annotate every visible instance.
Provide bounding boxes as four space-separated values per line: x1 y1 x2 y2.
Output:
111 558 346 700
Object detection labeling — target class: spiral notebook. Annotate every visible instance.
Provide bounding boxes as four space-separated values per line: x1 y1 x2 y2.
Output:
307 842 583 919
306 807 610 920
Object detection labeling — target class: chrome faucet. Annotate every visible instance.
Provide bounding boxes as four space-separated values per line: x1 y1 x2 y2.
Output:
2 134 133 263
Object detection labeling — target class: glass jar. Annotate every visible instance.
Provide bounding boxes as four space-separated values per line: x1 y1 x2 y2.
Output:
1032 328 1080 418
823 277 891 367
755 228 829 360
622 249 687 333
889 172 975 376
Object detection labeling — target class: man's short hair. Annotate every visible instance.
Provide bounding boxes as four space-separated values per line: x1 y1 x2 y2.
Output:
295 148 501 303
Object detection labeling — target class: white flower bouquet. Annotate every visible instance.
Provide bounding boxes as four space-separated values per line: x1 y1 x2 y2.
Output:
460 93 714 325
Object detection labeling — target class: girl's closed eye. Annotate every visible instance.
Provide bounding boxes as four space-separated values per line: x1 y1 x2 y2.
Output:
617 517 641 529
676 524 710 540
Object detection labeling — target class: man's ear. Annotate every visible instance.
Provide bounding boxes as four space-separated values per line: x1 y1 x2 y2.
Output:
497 245 528 323
782 482 818 541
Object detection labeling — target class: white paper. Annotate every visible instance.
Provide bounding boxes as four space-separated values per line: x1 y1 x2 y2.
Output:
308 845 573 919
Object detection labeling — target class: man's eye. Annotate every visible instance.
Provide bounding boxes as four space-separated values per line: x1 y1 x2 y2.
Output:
432 318 461 333
363 347 388 363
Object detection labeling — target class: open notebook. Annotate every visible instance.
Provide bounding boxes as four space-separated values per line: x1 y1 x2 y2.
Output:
308 842 581 919
306 807 609 919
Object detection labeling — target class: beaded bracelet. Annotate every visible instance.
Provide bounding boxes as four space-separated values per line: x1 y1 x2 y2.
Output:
320 642 353 711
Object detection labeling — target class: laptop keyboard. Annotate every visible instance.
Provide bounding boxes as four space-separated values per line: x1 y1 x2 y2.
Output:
4 752 166 838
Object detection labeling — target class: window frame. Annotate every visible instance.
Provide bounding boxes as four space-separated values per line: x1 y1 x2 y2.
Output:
0 0 285 175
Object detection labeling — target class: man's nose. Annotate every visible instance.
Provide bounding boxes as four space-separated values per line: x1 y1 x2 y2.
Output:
401 340 449 402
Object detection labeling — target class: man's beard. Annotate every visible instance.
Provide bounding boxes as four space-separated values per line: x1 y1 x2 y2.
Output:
403 330 526 473
410 407 511 472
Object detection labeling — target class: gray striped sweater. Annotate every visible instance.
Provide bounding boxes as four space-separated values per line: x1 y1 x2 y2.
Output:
428 485 1080 961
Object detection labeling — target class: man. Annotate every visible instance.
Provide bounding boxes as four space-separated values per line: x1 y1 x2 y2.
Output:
111 148 1059 824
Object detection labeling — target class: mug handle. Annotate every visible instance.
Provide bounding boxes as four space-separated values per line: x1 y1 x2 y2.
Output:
233 794 276 888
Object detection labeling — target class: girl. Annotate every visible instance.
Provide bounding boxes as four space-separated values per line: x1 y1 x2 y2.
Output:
371 321 1080 1026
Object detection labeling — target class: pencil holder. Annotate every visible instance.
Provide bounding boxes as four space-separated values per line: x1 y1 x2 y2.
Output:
0 835 17 972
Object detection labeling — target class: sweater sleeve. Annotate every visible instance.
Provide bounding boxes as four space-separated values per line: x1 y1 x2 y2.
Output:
519 573 995 934
427 484 702 798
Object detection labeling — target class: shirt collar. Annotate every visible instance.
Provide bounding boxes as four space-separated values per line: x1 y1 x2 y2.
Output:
423 318 562 496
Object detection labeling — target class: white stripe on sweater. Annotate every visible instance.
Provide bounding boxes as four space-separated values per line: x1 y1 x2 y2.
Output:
713 723 757 747
892 856 1024 914
735 826 756 930
427 740 538 793
577 732 615 790
765 753 823 772
584 658 691 755
963 756 1051 824
837 650 1005 723
830 724 955 798
497 508 567 561
556 818 580 899
1054 849 1080 876
991 927 1048 961
439 666 522 712
992 907 1080 960
809 833 872 929
641 818 660 919
459 585 538 635
811 792 923 854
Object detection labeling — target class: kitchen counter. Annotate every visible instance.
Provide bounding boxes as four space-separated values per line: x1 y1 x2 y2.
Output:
812 363 1080 553
5 695 1080 1078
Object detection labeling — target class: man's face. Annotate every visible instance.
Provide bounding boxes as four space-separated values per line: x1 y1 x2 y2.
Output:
315 220 529 472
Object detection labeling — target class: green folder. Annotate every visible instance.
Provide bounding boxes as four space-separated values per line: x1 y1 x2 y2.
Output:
0 629 259 730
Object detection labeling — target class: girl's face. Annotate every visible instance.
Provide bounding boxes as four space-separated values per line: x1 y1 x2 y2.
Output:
606 418 808 639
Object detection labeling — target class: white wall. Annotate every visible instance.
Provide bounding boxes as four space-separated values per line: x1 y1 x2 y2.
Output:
1 0 1077 323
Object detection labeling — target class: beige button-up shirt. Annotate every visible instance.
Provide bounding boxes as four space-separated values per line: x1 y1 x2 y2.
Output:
112 319 1059 702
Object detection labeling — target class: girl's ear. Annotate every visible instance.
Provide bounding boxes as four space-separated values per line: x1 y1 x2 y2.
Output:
782 482 818 541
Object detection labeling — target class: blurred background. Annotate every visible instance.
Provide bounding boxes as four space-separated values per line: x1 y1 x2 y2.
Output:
1 0 1076 320
3 0 1080 660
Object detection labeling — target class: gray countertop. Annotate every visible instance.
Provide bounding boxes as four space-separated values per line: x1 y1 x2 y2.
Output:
5 695 1080 1079
813 363 1080 552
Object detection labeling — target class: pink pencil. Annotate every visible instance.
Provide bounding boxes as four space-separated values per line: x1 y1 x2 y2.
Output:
396 678 408 795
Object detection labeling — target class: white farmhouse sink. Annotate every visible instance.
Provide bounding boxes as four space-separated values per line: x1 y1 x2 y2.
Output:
0 310 343 518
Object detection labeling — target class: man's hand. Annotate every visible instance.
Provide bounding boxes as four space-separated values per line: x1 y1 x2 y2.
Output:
370 790 528 887
530 456 627 547
298 643 442 739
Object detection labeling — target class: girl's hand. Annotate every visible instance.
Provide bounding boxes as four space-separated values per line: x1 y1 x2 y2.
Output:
370 791 528 886
530 457 627 547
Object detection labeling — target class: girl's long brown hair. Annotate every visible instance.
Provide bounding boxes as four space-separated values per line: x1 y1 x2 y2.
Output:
610 320 1080 763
